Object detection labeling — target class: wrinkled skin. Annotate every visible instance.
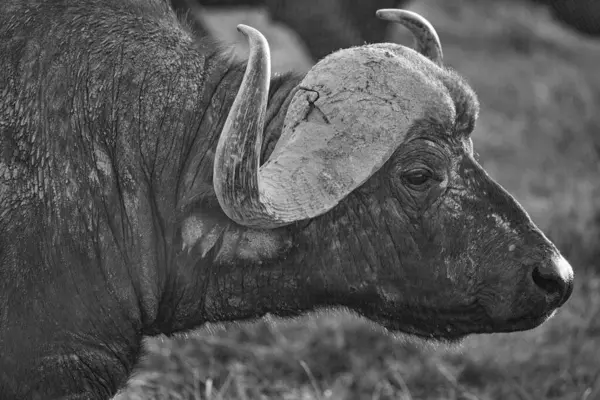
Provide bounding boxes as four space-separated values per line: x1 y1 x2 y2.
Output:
344 129 563 339
0 0 572 399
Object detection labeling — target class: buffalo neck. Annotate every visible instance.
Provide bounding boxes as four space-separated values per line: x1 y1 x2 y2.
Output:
147 62 311 335
177 199 388 334
160 221 339 335
158 195 388 335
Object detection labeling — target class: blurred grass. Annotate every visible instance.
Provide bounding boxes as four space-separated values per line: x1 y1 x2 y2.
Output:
115 0 600 398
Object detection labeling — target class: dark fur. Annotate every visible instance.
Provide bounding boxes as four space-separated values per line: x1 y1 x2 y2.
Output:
0 0 298 398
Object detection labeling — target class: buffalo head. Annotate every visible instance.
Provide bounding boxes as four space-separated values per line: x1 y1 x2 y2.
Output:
211 10 574 341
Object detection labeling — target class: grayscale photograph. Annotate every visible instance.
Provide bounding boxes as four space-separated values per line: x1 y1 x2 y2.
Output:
0 0 598 399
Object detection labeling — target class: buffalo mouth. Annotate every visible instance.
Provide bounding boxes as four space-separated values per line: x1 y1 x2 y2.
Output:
493 309 557 333
365 301 558 343
374 316 472 344
362 303 490 343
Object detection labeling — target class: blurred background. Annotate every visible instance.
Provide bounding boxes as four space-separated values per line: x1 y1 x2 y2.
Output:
116 0 600 399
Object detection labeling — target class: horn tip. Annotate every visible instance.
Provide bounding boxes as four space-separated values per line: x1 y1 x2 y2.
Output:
375 8 396 19
236 24 260 38
236 24 268 46
376 9 420 22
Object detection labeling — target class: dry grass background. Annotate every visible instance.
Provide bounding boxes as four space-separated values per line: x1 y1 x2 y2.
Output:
115 0 600 398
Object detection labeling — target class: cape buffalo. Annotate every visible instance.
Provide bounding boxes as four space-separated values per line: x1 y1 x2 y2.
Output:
0 0 573 399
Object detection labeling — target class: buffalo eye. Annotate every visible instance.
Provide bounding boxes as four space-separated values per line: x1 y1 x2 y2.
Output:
403 168 433 189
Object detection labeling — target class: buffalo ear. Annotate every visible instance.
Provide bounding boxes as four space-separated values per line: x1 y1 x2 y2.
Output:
180 208 292 263
181 210 229 258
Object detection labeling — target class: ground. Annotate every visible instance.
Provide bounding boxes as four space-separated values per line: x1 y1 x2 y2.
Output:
115 0 600 398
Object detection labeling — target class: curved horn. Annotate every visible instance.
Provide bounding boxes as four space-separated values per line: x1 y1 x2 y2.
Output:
214 25 318 229
376 9 443 66
215 19 449 230
213 25 272 228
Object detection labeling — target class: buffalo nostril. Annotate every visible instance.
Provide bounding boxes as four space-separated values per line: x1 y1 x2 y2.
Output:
532 266 562 298
531 255 574 307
